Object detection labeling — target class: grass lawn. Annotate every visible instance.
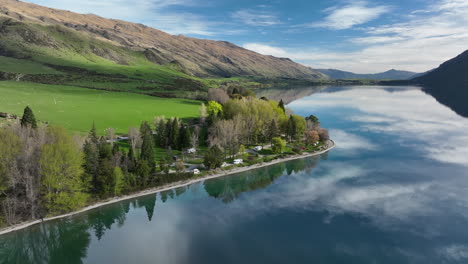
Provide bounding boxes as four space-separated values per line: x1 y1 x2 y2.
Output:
0 81 200 134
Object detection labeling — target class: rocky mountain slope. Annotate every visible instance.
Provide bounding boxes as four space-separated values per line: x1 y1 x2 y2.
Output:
0 0 327 81
317 69 418 80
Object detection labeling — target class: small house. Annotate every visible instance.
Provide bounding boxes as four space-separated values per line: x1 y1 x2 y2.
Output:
193 169 200 175
233 159 243 165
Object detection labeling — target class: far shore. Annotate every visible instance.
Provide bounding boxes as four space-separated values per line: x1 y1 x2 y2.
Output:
0 140 335 236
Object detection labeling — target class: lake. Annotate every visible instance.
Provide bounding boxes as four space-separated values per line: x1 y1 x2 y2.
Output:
2 85 468 263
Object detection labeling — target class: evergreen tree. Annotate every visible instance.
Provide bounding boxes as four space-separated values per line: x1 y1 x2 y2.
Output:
165 118 173 147
155 118 166 148
112 143 120 155
278 99 286 113
113 167 126 196
287 115 296 141
140 121 152 137
268 119 278 144
136 160 150 187
178 125 192 150
203 145 224 169
171 118 180 149
127 147 136 173
83 140 99 193
20 106 37 129
89 122 99 145
140 132 156 172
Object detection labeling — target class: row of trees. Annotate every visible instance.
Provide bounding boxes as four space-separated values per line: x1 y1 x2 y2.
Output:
0 108 87 225
202 95 328 162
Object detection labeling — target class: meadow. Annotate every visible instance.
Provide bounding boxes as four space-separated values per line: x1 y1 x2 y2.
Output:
0 81 200 134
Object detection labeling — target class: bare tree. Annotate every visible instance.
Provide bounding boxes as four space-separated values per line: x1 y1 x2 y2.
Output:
208 88 230 104
128 127 141 152
199 103 207 124
190 125 200 149
105 127 115 145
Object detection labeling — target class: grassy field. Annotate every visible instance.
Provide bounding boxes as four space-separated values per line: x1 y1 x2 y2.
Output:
0 56 62 75
0 81 200 134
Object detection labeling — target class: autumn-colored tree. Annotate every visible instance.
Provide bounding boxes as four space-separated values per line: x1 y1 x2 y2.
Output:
305 130 320 145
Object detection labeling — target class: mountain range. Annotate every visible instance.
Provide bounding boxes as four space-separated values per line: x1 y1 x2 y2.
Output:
0 0 327 97
316 69 419 80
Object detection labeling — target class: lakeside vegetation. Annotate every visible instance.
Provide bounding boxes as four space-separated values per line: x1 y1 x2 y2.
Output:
0 86 330 228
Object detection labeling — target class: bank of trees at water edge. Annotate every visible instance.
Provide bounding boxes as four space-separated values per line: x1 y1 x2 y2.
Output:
0 89 329 227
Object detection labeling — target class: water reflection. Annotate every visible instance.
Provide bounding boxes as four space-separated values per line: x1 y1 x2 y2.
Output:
2 85 468 263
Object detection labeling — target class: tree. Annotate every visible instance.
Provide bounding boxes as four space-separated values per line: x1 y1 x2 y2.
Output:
88 122 99 145
0 129 21 194
40 126 88 214
170 118 180 149
203 145 224 169
179 125 192 150
238 144 246 155
83 140 99 193
287 115 306 141
128 127 141 153
267 119 278 144
136 160 151 187
306 115 320 130
175 160 185 174
278 99 285 113
318 128 330 141
113 167 125 196
105 127 115 146
154 116 166 147
20 106 37 129
140 132 156 171
272 137 286 154
140 121 152 137
206 101 223 119
199 103 207 124
305 130 320 145
208 88 230 104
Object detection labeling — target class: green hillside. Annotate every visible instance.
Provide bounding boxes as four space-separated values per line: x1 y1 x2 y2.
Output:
0 17 208 97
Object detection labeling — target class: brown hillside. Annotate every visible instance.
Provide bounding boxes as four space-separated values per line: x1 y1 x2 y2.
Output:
0 0 327 79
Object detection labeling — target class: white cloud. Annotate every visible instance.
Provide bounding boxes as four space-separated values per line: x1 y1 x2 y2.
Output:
244 0 468 73
232 9 281 27
329 129 379 154
310 1 391 30
242 43 289 57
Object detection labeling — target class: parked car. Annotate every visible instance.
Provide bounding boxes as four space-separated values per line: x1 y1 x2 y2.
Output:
193 169 200 175
233 159 243 165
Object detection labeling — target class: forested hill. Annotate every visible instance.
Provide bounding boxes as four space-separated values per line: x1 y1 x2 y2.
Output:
0 0 327 83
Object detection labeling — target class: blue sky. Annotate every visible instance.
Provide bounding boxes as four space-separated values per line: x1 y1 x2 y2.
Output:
25 0 468 73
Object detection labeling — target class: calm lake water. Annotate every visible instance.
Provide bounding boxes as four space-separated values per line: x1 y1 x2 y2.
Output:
2 86 468 263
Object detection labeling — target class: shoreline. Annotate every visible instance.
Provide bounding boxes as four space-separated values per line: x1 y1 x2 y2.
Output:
0 140 335 236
